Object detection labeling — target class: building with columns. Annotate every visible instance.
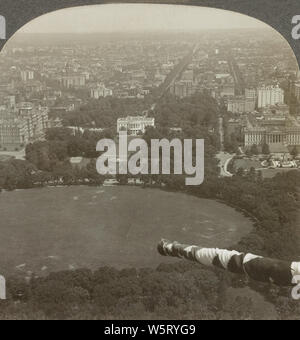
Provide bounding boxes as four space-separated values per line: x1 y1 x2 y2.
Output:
244 126 300 147
61 74 86 88
244 127 266 146
21 70 34 82
286 127 300 145
117 116 155 136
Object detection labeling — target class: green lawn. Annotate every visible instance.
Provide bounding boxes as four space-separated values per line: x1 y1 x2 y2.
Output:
0 186 253 276
232 158 262 171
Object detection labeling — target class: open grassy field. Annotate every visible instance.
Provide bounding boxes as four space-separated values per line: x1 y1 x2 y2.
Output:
232 158 261 171
0 186 253 276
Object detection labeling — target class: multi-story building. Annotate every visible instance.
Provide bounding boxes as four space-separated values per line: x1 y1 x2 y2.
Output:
0 103 49 150
170 81 196 98
117 116 155 136
61 74 86 88
293 82 300 101
244 126 300 147
220 85 235 97
91 84 113 99
244 127 266 146
4 95 16 109
21 70 34 82
286 127 300 145
0 119 29 149
227 96 256 113
18 103 49 140
245 88 257 100
257 85 284 108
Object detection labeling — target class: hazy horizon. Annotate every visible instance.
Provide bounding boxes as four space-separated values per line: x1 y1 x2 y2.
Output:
17 27 270 35
18 4 267 34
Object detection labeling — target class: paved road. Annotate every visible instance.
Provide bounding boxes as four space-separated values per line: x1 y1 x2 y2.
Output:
160 43 200 96
218 116 224 151
0 149 25 160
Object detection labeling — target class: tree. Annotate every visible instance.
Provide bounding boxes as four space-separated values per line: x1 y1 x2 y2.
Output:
256 170 263 183
291 146 298 159
236 167 244 177
245 148 252 157
250 144 259 155
262 143 270 155
247 167 256 181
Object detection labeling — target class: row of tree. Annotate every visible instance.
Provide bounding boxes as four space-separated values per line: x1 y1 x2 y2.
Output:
0 158 104 191
1 253 299 320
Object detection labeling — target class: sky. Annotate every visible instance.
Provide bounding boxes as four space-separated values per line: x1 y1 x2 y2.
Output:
19 4 267 34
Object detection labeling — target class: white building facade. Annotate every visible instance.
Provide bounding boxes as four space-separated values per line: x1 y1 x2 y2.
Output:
117 116 155 136
244 126 300 147
91 84 113 99
257 85 284 108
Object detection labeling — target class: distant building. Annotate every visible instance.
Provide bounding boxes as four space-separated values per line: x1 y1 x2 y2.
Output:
169 127 183 133
117 116 155 136
244 126 300 147
61 74 86 88
67 126 105 135
262 103 289 116
257 85 284 108
0 103 49 150
293 82 300 101
244 127 268 147
0 119 29 149
181 70 194 82
17 103 49 140
245 88 257 100
170 81 195 98
91 84 113 99
227 96 256 113
220 85 235 97
286 127 300 145
4 95 16 109
21 70 34 82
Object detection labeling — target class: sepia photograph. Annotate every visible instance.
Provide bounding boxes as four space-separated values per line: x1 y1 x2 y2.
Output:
0 2 299 321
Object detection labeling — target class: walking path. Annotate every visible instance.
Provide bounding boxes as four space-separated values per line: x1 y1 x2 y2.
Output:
216 152 234 177
0 149 25 160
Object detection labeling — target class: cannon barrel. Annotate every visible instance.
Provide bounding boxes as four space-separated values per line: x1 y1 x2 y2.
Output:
158 239 300 286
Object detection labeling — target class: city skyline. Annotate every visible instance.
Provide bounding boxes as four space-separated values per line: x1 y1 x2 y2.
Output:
19 4 268 34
